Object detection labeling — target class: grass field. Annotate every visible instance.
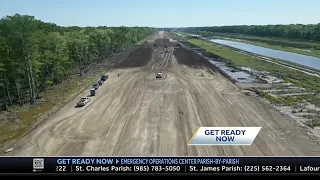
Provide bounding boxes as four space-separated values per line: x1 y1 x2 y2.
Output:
0 72 101 150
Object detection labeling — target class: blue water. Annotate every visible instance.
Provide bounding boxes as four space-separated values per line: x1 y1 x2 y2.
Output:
210 39 320 70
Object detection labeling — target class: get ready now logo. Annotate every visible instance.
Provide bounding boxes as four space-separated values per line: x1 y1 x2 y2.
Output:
188 127 261 145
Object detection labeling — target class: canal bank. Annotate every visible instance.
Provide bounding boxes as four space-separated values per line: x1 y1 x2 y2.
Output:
209 35 320 58
209 38 320 71
194 37 320 78
181 38 320 135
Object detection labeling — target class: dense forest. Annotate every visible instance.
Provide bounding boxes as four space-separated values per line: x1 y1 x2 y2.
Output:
183 24 320 41
0 14 154 110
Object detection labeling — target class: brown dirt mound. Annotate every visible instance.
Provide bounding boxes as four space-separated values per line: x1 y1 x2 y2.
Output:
154 38 172 46
173 47 217 71
114 46 153 68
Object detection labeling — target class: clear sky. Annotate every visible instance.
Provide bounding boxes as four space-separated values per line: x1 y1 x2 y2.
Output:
0 0 319 27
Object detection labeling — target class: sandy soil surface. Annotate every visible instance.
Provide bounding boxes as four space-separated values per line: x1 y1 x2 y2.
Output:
7 32 320 156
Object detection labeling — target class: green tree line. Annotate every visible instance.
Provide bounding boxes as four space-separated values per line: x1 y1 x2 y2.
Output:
0 14 154 110
183 24 320 41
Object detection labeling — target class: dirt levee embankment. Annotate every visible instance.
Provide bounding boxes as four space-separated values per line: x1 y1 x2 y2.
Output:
173 47 217 71
114 46 153 68
154 38 172 46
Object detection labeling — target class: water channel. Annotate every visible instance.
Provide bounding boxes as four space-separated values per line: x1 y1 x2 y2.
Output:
209 39 320 70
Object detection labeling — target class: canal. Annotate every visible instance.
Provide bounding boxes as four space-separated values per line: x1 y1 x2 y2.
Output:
210 39 320 70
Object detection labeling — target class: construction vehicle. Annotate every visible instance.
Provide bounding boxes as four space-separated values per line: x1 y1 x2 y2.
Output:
77 97 90 107
90 88 96 96
98 80 103 85
156 72 163 78
92 84 99 90
101 75 108 81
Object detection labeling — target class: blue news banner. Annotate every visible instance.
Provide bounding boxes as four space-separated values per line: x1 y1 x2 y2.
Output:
0 157 320 174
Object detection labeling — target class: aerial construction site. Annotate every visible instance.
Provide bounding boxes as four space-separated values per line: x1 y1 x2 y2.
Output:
5 31 320 156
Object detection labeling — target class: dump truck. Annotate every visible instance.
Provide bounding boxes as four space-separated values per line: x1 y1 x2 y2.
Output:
90 88 96 96
77 97 90 107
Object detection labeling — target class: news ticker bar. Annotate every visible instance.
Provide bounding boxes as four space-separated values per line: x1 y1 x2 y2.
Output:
0 157 319 174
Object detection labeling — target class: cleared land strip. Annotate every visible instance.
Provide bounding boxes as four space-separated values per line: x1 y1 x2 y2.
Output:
7 34 320 156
